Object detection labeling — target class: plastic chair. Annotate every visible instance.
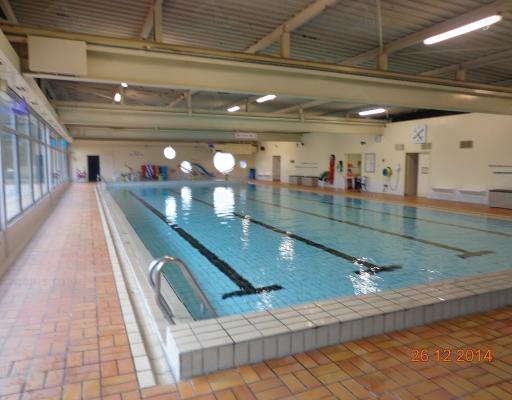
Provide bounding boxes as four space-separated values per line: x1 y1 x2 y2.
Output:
360 176 368 191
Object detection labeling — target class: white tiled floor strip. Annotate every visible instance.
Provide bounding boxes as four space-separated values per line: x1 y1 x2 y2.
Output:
97 186 178 385
96 189 159 388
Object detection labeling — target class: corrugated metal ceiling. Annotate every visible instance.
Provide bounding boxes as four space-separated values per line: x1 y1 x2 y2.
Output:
9 0 512 117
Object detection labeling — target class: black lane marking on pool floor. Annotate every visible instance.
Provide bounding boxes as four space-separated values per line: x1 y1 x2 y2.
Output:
166 189 401 273
354 265 402 275
243 195 493 259
128 191 283 299
249 185 512 238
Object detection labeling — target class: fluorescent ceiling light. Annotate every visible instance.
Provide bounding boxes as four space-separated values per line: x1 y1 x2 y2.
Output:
256 94 276 103
121 82 128 88
424 15 502 45
359 108 386 116
114 92 122 102
227 105 240 112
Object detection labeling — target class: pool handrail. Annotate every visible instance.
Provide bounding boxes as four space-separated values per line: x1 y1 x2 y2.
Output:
96 174 108 191
148 256 216 322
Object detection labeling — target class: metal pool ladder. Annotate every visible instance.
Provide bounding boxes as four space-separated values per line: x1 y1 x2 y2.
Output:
148 256 216 322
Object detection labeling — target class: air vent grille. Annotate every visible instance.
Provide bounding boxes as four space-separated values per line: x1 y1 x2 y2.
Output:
395 144 404 151
421 142 432 150
460 140 473 149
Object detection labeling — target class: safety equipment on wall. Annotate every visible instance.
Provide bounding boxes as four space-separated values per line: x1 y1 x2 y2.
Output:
382 166 393 177
328 154 335 184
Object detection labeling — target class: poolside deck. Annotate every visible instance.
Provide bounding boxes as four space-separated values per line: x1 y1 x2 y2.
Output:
252 180 512 220
0 184 511 399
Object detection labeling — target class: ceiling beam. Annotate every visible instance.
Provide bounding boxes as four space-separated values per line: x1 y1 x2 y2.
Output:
41 46 512 114
0 0 18 24
273 99 331 114
340 0 512 66
494 78 512 86
6 24 512 92
139 0 164 40
70 128 304 142
282 48 512 113
421 48 512 77
222 95 262 112
56 103 384 135
24 44 512 114
6 25 512 114
245 0 339 54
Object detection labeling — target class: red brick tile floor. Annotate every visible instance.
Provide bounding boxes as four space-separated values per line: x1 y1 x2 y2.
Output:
0 184 511 400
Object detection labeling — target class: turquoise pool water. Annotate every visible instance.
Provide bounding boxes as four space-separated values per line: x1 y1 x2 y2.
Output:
109 182 512 319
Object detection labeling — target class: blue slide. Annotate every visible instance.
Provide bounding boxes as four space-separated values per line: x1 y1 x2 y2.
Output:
190 162 215 177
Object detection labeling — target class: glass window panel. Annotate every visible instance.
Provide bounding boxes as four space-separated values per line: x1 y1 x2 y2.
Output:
19 137 32 209
32 141 42 200
64 153 69 182
15 104 30 135
59 152 65 184
41 144 48 195
29 115 39 138
37 120 45 142
1 131 21 220
0 92 15 129
50 132 57 148
51 148 59 186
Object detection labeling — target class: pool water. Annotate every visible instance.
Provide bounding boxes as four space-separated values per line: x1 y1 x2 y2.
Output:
109 182 512 319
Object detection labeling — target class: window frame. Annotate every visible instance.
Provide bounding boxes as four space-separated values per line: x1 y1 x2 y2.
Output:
0 89 70 230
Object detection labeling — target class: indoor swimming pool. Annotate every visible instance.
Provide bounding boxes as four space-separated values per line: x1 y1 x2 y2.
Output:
109 182 512 320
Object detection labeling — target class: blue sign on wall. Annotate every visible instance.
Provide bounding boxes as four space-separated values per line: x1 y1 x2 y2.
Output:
11 98 28 116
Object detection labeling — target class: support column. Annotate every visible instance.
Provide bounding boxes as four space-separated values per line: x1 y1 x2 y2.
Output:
154 0 163 42
455 69 466 81
299 106 304 122
186 90 192 115
280 31 291 58
377 53 388 71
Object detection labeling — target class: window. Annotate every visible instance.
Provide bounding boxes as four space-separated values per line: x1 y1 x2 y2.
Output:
18 137 33 209
29 114 39 138
41 144 48 195
0 92 15 129
1 131 21 220
15 109 29 136
32 141 43 200
0 90 69 228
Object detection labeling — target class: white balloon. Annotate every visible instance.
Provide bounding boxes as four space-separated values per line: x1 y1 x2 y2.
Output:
180 160 192 174
163 146 176 160
213 152 235 174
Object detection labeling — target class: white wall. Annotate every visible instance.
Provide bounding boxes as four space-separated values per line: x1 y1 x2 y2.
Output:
70 140 255 182
255 113 512 204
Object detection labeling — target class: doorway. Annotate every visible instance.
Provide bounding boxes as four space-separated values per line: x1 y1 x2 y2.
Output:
405 153 419 196
87 155 100 182
345 153 362 190
272 156 281 182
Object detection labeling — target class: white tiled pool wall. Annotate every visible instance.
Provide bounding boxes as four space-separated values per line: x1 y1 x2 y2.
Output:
167 270 512 380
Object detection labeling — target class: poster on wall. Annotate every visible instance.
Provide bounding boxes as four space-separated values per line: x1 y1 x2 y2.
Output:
364 153 376 173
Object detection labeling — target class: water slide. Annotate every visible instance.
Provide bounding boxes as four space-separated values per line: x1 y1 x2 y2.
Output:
190 162 215 177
